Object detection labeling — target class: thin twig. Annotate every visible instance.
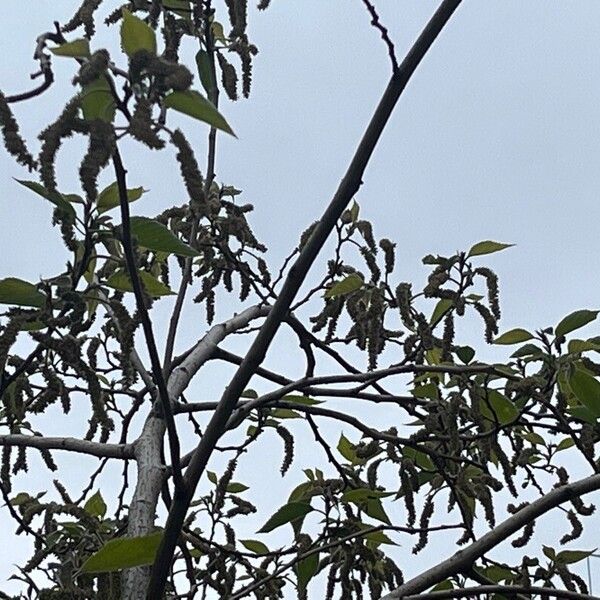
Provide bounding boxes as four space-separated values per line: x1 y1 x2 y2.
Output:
112 146 184 492
360 0 399 72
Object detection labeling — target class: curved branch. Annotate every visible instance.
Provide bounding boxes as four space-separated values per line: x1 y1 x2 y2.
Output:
148 1 463 595
404 586 600 600
383 472 600 599
0 434 134 459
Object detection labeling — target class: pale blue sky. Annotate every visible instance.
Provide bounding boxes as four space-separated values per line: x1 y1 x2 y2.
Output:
2 1 600 595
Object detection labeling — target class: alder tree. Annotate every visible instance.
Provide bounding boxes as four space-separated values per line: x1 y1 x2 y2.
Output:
1 1 599 598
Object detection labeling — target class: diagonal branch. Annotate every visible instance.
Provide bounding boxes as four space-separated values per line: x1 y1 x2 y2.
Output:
112 146 183 491
382 472 600 599
148 1 463 595
0 434 134 459
404 586 600 600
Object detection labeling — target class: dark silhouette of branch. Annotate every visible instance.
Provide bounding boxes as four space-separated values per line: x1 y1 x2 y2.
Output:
112 147 183 491
147 2 463 594
5 23 64 104
383 472 600 598
361 0 399 72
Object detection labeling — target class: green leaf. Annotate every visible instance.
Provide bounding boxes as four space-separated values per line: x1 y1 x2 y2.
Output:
569 368 600 418
296 553 319 592
81 532 162 573
511 343 544 358
431 580 454 591
402 447 435 471
413 382 438 400
430 298 453 325
556 549 596 564
556 310 599 338
240 539 269 555
164 90 235 136
80 77 116 123
105 269 174 297
342 489 394 503
521 432 545 446
494 328 534 345
568 339 600 354
281 395 322 405
15 179 76 217
269 408 301 419
362 530 396 546
163 0 191 17
325 273 363 299
241 389 258 399
129 217 199 257
195 50 214 95
120 9 156 57
84 491 107 519
556 437 575 452
567 405 598 425
226 482 249 493
337 433 366 465
50 38 90 58
467 240 514 258
482 566 515 583
455 345 475 364
482 390 519 425
211 21 226 41
207 471 218 484
96 182 145 214
542 545 556 561
9 492 33 506
0 278 45 308
257 502 313 533
364 498 391 525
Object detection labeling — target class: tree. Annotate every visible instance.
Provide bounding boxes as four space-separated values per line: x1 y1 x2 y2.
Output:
0 0 599 598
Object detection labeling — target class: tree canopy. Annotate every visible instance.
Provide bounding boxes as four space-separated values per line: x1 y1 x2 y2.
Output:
0 1 599 599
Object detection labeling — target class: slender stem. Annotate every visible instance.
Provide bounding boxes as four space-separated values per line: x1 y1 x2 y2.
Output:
147 2 463 595
163 5 220 373
112 146 184 492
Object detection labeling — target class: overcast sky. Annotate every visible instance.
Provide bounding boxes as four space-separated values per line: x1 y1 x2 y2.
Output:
2 0 600 595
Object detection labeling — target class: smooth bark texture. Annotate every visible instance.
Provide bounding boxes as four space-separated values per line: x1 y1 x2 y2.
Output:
0 435 133 458
382 473 600 599
147 1 463 596
123 305 267 599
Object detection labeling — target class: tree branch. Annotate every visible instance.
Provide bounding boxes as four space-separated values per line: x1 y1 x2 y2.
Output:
382 472 600 599
148 1 463 595
112 146 183 492
163 7 221 373
0 434 134 459
404 586 600 600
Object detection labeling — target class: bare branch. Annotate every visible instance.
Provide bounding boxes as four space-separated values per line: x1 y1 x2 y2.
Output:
383 472 600 599
0 434 134 459
404 586 600 600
